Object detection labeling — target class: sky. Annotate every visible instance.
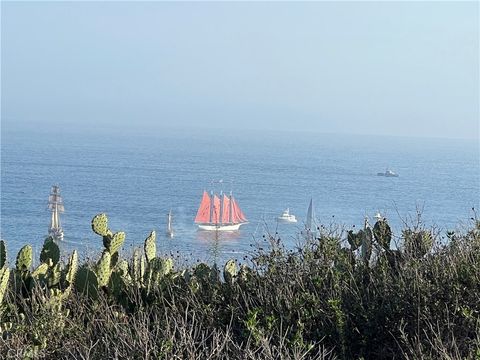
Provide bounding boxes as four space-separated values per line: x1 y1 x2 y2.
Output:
1 1 479 139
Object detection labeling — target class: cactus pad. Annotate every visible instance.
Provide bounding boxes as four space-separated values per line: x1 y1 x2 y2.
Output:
108 271 125 299
40 237 60 266
96 250 111 287
16 245 33 271
144 231 156 263
238 264 253 283
0 240 6 268
162 258 173 276
32 263 49 278
115 259 130 278
150 257 173 277
373 220 392 250
65 250 78 285
92 213 109 236
48 262 62 288
194 263 216 283
104 231 125 255
361 228 373 263
132 248 141 282
0 267 10 305
223 259 238 284
75 267 99 299
347 230 363 251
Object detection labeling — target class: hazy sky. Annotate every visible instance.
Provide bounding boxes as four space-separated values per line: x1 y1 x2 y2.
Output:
1 1 479 139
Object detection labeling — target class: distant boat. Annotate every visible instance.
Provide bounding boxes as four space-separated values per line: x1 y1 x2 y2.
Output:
166 209 174 238
276 208 297 223
301 198 317 239
194 190 248 231
377 169 399 177
48 185 64 241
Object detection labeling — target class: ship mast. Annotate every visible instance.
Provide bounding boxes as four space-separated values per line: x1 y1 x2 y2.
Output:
229 191 233 224
219 191 224 225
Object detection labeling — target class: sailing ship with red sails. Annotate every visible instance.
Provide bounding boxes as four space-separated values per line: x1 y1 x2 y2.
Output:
194 191 248 231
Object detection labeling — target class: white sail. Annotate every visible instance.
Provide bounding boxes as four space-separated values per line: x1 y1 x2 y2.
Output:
166 210 174 237
306 198 314 231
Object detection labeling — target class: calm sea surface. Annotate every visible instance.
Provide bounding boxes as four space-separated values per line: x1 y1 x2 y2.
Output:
1 128 479 265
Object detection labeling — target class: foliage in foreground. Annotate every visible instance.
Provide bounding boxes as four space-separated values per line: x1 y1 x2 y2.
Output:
0 213 479 359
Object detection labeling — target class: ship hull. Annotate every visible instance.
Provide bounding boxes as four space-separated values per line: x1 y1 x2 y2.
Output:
197 223 246 231
49 229 64 241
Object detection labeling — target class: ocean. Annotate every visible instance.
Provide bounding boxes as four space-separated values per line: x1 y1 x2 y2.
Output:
1 128 479 266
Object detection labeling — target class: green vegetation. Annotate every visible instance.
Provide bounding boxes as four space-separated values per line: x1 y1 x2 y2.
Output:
0 214 479 359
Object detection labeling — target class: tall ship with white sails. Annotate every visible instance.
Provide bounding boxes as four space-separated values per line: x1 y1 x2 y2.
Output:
48 185 64 241
194 191 248 231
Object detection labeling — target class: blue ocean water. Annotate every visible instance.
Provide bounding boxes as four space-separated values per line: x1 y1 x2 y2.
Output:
1 128 479 265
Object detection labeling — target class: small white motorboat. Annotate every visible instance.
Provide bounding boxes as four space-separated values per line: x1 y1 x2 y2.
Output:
276 208 297 223
377 169 399 177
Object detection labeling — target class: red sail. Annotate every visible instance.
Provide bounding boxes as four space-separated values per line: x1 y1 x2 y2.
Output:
232 197 248 223
211 195 221 224
221 194 230 223
194 191 211 223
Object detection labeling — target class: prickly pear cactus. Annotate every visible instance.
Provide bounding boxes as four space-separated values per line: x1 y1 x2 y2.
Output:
373 220 392 250
104 231 126 255
40 237 60 266
96 250 111 287
148 257 173 285
144 231 156 263
48 262 62 288
108 271 125 299
194 263 217 284
132 248 142 282
0 267 10 305
161 258 173 276
32 263 49 279
347 230 363 251
238 264 253 283
16 245 33 271
65 250 78 285
0 240 6 268
403 230 433 258
223 259 238 284
92 213 109 237
140 252 145 280
75 267 99 299
361 227 373 263
115 259 131 282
